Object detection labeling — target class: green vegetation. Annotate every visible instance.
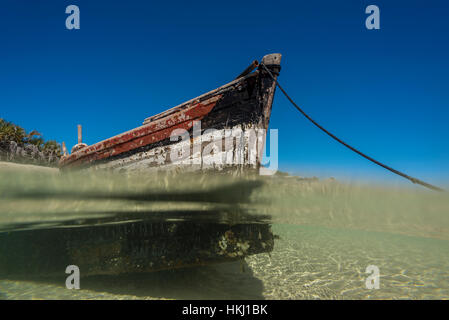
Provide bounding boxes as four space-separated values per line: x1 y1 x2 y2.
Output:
0 118 61 165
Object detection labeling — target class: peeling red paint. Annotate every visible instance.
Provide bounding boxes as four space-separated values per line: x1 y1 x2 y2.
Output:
60 95 221 168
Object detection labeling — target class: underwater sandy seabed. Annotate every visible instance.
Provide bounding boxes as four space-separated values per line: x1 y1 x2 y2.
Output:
0 166 448 299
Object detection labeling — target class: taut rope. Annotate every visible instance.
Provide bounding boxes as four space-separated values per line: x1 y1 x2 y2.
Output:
260 63 444 192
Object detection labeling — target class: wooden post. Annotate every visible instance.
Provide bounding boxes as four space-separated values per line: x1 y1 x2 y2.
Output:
77 124 82 144
70 124 88 154
62 142 68 156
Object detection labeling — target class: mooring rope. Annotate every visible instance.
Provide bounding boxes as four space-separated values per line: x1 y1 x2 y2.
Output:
259 63 444 192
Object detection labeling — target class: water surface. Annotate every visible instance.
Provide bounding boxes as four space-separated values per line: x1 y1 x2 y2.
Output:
0 166 448 299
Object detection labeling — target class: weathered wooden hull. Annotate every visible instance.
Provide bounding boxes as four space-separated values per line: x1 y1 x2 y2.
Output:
59 54 282 173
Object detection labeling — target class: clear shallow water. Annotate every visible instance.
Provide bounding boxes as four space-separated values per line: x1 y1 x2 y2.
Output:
0 166 448 299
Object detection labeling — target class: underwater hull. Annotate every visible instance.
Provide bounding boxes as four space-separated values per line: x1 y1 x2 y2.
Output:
0 220 274 276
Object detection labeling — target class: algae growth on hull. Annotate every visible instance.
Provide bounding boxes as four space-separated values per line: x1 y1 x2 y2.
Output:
0 165 448 299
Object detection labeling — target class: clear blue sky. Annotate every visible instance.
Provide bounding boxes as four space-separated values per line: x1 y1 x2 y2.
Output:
1 0 448 186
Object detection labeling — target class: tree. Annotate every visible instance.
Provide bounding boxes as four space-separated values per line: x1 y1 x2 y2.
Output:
0 118 62 164
0 119 26 143
43 140 62 157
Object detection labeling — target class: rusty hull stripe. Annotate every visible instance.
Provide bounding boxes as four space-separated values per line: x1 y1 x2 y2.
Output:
61 95 222 168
